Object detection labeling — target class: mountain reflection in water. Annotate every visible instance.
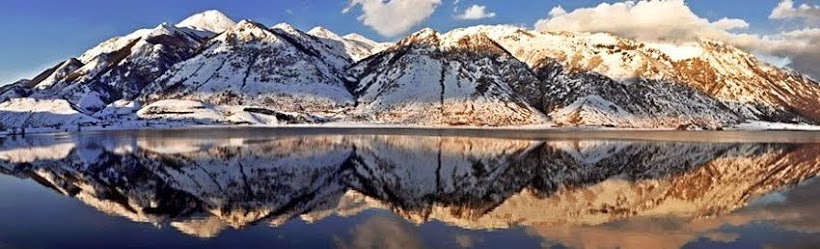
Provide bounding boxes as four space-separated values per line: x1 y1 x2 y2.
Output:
1 130 820 248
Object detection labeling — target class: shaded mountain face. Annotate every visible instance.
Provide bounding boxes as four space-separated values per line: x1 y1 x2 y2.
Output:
141 21 355 113
534 58 742 128
347 29 546 126
1 134 818 238
0 79 33 103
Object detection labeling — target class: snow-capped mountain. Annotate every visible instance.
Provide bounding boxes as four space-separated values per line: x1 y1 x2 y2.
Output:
141 20 355 114
460 25 820 126
2 10 820 130
0 21 216 114
176 9 236 33
347 28 546 126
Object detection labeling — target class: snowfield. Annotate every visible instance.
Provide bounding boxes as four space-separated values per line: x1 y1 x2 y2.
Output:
0 98 98 130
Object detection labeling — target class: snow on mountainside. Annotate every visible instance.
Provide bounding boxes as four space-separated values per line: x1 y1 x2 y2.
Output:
307 27 390 61
675 40 820 123
461 25 820 125
176 10 237 33
0 19 220 116
348 28 547 126
30 59 84 90
343 33 391 54
0 98 98 129
141 20 354 115
538 59 742 129
2 11 820 130
0 79 32 103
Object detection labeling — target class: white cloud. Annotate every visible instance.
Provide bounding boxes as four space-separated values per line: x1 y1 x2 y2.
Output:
770 0 820 24
533 0 820 79
755 53 793 68
711 18 750 31
534 0 748 42
344 0 442 37
749 28 820 79
548 6 567 17
456 5 496 20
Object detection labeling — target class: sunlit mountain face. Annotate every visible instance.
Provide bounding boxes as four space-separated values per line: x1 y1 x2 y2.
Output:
1 129 820 248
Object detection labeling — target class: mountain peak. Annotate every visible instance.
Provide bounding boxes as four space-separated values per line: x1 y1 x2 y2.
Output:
176 10 236 33
227 19 275 33
414 27 438 36
307 26 341 39
213 20 279 44
399 28 440 46
307 26 331 33
342 33 372 42
270 23 300 33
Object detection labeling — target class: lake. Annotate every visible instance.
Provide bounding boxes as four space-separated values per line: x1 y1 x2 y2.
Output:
2 128 820 249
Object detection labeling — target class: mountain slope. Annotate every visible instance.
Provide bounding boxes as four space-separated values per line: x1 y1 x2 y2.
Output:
0 22 217 114
0 98 98 129
675 40 820 123
347 28 547 126
462 25 820 126
141 20 355 114
452 26 743 128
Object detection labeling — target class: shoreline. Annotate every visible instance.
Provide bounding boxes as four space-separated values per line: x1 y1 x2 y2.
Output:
5 121 820 143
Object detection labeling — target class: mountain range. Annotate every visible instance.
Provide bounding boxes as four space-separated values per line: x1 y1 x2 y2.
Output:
2 10 820 130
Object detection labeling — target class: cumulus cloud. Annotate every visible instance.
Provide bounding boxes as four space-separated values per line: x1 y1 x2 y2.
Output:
456 5 496 20
344 0 441 37
535 0 749 42
533 0 820 79
752 28 820 79
770 0 820 24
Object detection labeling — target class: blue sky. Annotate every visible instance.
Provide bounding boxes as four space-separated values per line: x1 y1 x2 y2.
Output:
0 0 811 85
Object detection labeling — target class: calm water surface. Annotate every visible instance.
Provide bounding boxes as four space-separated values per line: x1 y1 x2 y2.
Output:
2 128 820 249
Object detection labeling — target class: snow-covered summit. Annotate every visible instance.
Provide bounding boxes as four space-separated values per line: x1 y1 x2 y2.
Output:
176 10 236 33
307 27 389 61
141 19 355 114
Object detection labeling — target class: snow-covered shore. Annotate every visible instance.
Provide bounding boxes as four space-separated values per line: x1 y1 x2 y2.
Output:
4 120 820 139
